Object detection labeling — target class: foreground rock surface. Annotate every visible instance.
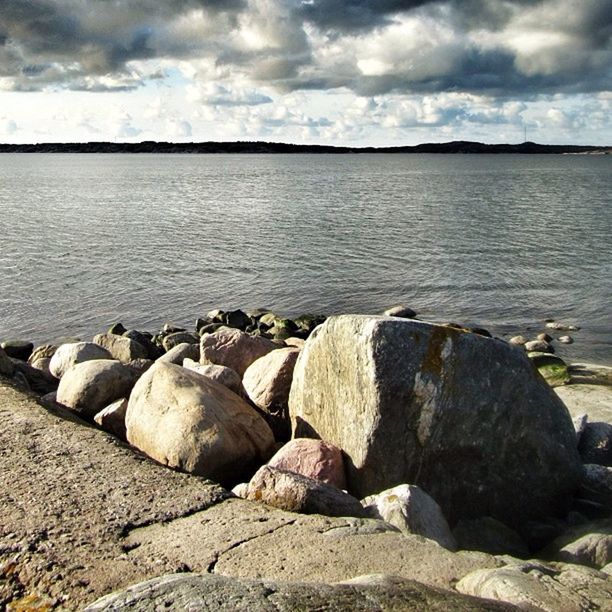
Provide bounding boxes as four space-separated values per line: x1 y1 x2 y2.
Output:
126 362 275 483
84 572 511 611
290 315 583 531
555 383 612 424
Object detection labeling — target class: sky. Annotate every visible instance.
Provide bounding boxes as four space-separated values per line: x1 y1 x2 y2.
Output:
0 0 610 146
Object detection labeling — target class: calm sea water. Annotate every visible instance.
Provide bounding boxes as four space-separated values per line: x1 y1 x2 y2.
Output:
0 153 610 364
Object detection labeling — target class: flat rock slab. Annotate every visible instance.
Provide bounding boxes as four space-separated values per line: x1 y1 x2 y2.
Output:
555 384 612 424
0 381 229 610
125 498 501 590
84 572 513 611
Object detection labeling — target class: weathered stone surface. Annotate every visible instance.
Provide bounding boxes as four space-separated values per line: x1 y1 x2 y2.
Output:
573 413 588 444
541 519 612 569
11 360 58 395
362 484 456 550
0 381 229 610
232 482 249 498
284 337 305 349
126 358 153 377
162 331 199 352
93 333 147 363
49 342 113 379
124 498 501 591
0 347 15 377
556 383 612 425
57 360 137 418
157 342 199 364
27 344 58 364
28 356 53 376
579 422 612 466
182 360 244 396
246 465 365 518
94 398 128 440
267 438 346 489
84 572 511 611
0 340 34 361
123 330 162 360
289 315 583 531
200 327 278 376
567 363 612 386
527 352 570 387
457 561 612 611
524 339 553 353
452 517 529 558
508 335 527 346
126 362 274 484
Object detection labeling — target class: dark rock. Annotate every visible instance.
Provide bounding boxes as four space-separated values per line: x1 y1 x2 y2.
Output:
384 305 417 318
453 517 529 558
123 330 162 360
198 322 225 336
579 422 612 466
162 331 200 352
157 342 199 365
1 340 34 361
10 360 58 395
577 464 612 512
0 346 15 377
108 322 127 335
221 309 251 330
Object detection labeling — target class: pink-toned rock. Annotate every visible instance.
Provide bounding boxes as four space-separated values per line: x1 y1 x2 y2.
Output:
183 360 244 396
268 438 346 490
243 347 300 414
200 327 278 376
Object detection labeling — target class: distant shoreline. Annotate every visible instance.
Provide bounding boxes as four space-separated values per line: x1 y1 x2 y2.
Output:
0 140 610 155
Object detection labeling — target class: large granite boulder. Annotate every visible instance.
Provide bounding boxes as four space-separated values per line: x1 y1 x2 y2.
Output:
84 572 511 611
93 333 147 363
157 342 200 365
361 484 457 550
245 465 365 518
182 360 244 396
125 362 275 484
57 360 138 418
267 438 346 489
49 342 113 379
289 315 583 531
200 327 278 376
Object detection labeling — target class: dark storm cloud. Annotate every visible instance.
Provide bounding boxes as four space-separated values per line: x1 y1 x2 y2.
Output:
0 0 609 96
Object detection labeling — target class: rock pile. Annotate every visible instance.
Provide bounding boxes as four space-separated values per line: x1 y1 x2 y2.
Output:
2 305 611 610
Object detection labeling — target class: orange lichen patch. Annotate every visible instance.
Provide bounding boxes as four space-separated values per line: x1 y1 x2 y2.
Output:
7 593 52 612
421 326 458 378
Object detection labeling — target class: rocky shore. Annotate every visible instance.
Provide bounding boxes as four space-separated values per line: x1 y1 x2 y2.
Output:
1 307 611 610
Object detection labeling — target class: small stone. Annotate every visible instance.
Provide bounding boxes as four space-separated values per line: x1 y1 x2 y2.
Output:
573 414 588 444
157 342 199 365
246 465 366 518
0 340 34 361
94 399 128 440
537 333 553 343
524 340 554 353
559 335 574 344
546 321 580 331
384 305 417 319
231 483 249 498
28 344 58 364
93 333 148 363
508 335 528 346
162 331 199 352
108 322 127 335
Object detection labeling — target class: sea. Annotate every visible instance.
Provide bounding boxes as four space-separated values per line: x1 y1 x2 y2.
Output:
0 153 610 365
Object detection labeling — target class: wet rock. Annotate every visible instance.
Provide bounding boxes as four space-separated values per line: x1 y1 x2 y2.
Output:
157 342 199 365
541 519 612 569
289 315 582 532
577 464 612 512
559 335 574 344
57 360 138 419
524 339 554 353
108 322 127 335
93 333 148 363
221 309 251 330
126 362 274 484
243 347 300 440
83 572 509 612
246 465 366 518
182 360 244 396
0 340 34 361
94 398 128 440
578 422 612 466
457 562 612 611
162 331 199 352
267 438 346 489
508 335 528 346
0 346 15 377
537 332 553 343
200 327 278 377
546 321 580 331
452 517 529 558
362 484 456 550
49 342 113 379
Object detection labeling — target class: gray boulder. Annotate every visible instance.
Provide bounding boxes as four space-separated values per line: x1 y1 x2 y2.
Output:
578 464 612 511
289 315 582 532
457 561 612 611
578 422 612 466
384 305 417 318
362 484 456 550
452 517 529 558
0 339 33 361
125 362 274 484
93 333 147 363
200 327 278 376
0 346 15 377
94 398 128 440
84 572 510 612
157 342 199 365
162 331 199 352
49 342 113 379
246 465 366 518
183 360 244 396
57 360 137 418
541 519 612 569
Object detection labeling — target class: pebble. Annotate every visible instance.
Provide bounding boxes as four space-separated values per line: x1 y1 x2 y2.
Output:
558 336 574 344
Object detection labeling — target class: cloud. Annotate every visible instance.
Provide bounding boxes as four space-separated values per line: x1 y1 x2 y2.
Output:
0 0 609 101
187 82 272 106
0 117 18 134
